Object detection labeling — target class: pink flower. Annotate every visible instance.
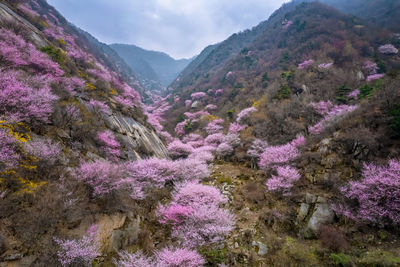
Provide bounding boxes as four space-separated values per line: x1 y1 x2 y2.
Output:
266 165 301 194
191 92 207 100
366 73 385 82
378 44 398 54
298 59 314 69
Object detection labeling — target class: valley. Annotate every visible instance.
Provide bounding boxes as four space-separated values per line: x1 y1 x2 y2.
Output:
0 0 399 266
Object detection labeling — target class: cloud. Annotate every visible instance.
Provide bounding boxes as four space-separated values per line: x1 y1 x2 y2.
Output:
47 0 289 58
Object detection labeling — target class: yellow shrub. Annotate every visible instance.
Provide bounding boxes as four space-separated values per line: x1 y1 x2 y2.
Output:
17 178 46 194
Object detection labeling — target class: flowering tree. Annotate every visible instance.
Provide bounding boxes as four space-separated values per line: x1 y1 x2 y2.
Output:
0 129 20 171
183 134 204 148
366 73 385 82
158 182 235 248
185 100 192 107
54 225 101 267
74 160 125 197
236 107 256 125
378 44 398 54
259 142 299 170
363 60 378 75
114 248 204 267
318 63 333 69
298 59 314 69
205 104 217 111
88 100 111 115
338 159 400 226
204 133 225 147
157 247 205 267
308 101 358 134
348 89 360 100
23 138 61 165
0 70 58 123
205 119 224 134
168 140 194 159
266 165 301 194
97 130 121 159
191 92 207 100
247 139 269 160
119 158 209 200
215 89 224 96
228 123 246 134
216 142 234 158
0 29 64 76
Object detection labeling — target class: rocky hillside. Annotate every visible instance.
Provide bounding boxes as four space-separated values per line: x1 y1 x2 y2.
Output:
111 43 192 92
151 0 400 265
0 0 169 265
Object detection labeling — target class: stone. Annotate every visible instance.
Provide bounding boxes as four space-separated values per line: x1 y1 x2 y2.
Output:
357 71 365 80
297 203 310 221
252 241 268 256
305 193 317 204
191 101 200 108
307 198 334 234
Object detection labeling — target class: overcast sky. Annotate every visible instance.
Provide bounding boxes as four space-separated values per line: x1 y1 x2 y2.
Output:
47 0 289 59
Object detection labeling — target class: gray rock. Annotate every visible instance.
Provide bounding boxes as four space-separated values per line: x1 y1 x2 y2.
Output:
252 241 268 256
191 101 200 108
305 193 317 204
297 203 310 221
357 71 365 80
307 198 334 234
103 114 168 159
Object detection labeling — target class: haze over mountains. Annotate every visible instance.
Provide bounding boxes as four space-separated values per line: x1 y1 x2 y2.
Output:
111 43 192 91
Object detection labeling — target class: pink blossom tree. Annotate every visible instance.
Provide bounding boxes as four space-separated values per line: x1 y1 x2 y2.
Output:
338 159 400 226
97 130 121 160
54 225 101 267
74 160 125 197
298 59 314 69
378 44 398 54
0 70 58 123
236 107 257 125
266 165 301 194
168 140 194 159
191 92 207 100
158 181 235 248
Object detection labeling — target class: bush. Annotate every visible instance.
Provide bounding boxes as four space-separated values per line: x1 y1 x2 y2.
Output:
273 84 292 100
318 225 349 252
0 70 58 123
338 159 400 226
74 160 125 197
54 225 100 267
158 182 235 248
330 253 352 266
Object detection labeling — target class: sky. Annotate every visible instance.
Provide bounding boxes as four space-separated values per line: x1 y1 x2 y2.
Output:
47 0 289 59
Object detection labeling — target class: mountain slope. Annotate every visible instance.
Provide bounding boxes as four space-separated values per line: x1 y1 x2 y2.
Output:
110 43 192 91
0 0 168 265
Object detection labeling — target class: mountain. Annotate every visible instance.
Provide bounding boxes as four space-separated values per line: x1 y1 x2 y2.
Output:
317 0 400 32
0 0 168 265
159 1 400 264
110 43 192 91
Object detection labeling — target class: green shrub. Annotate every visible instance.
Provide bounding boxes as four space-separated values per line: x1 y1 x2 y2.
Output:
336 85 352 103
358 250 400 267
274 84 292 100
389 105 400 134
199 247 229 265
330 253 352 266
40 46 64 65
